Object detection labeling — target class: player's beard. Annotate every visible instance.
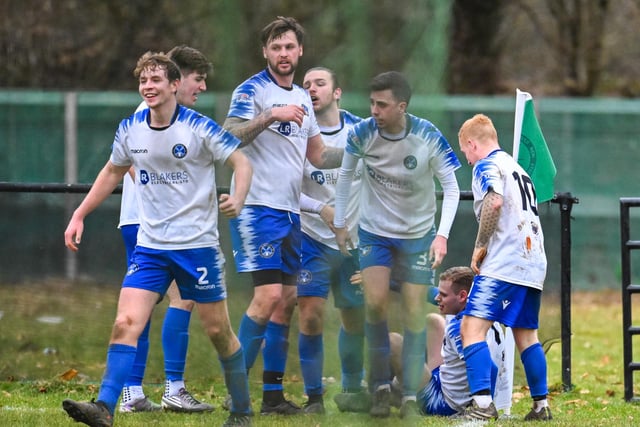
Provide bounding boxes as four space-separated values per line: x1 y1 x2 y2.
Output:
268 57 297 78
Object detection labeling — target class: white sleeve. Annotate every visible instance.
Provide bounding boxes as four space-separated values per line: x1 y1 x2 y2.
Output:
436 170 460 238
333 152 359 228
300 193 325 214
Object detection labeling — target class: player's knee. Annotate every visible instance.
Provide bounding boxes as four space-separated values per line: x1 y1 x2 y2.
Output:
111 315 141 342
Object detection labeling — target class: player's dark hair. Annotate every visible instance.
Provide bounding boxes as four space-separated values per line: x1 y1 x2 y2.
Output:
133 51 181 82
439 266 474 294
261 16 305 47
168 45 213 77
370 71 412 105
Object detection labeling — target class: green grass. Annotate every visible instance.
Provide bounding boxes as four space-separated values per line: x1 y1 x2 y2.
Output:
0 280 638 426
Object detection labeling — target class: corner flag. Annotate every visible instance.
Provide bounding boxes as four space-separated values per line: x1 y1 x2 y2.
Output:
513 89 557 203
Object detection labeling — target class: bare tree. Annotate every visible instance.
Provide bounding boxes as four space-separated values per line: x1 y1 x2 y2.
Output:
514 0 610 96
447 0 508 94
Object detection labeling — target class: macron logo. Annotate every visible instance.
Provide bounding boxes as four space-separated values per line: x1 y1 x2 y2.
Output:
502 300 511 310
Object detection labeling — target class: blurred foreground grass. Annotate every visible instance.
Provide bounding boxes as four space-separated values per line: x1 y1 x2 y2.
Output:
0 281 638 426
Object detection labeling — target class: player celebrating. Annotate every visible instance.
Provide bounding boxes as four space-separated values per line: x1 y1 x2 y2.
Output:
223 16 343 415
118 45 215 414
333 71 461 418
456 113 552 421
297 66 365 414
62 52 253 427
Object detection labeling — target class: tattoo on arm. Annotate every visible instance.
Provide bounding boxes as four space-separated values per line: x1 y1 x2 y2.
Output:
223 109 273 147
320 146 344 169
475 191 502 249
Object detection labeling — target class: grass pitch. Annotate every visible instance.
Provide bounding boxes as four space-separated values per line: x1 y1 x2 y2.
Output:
0 281 636 426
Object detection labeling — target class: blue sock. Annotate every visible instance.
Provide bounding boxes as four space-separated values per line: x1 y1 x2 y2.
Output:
220 349 252 415
299 333 323 396
401 328 426 396
162 307 191 381
97 344 137 414
338 327 364 392
463 341 492 395
521 342 548 398
262 321 289 392
365 321 390 391
124 321 150 387
238 314 266 370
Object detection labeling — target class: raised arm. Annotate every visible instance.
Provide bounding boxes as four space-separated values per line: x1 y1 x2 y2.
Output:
223 104 308 147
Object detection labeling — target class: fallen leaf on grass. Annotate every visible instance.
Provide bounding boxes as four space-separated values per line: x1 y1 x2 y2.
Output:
60 368 78 381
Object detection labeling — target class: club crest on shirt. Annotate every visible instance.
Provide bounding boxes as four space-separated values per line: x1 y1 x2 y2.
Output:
172 144 187 159
259 243 275 258
403 155 417 170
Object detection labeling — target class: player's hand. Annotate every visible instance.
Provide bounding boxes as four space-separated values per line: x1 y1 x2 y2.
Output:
349 270 362 285
429 235 448 269
64 219 84 252
334 227 353 257
470 246 487 274
272 104 307 128
219 193 243 218
319 205 336 234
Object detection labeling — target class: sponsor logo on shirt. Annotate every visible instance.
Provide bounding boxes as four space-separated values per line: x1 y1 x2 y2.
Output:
139 170 190 185
310 168 362 186
365 165 413 190
311 170 326 185
130 148 148 154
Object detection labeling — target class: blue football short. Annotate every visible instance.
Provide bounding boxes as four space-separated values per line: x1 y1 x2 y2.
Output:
357 226 436 286
417 366 457 416
463 275 541 329
122 245 228 303
297 233 364 309
229 205 301 276
120 224 139 266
